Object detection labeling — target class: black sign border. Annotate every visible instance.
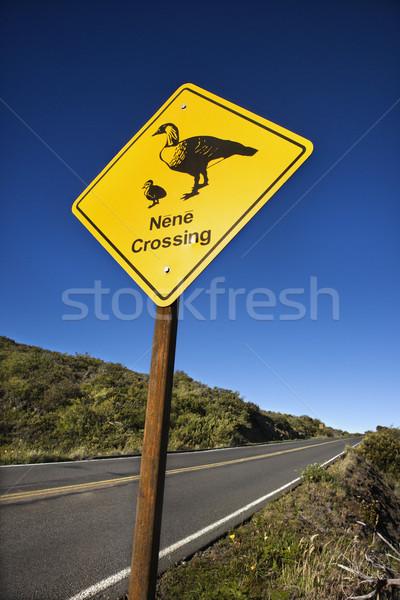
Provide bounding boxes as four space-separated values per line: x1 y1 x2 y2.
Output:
76 86 307 302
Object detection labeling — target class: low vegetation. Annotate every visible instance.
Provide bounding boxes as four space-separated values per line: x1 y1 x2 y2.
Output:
359 426 400 487
0 336 350 464
156 429 400 599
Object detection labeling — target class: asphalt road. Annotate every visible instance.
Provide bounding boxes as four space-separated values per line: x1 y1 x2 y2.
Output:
0 437 362 599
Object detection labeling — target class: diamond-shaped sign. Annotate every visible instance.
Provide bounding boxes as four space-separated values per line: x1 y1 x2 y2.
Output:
72 84 313 306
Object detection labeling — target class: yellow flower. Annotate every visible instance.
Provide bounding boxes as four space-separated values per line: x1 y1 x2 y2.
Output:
251 565 256 571
229 534 235 541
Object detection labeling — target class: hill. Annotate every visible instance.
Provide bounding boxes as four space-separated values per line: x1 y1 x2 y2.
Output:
0 336 349 463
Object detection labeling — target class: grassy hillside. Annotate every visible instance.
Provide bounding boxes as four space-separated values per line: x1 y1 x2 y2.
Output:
0 336 349 464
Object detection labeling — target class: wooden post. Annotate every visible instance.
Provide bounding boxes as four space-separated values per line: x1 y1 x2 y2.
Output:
128 299 179 600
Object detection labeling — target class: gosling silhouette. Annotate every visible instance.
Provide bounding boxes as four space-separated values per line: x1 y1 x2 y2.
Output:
142 180 167 208
153 123 257 200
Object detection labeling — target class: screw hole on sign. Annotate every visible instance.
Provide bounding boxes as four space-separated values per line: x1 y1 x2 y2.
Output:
181 104 187 110
164 266 171 274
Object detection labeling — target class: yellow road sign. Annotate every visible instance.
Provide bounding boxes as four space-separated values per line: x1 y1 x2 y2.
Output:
72 84 313 306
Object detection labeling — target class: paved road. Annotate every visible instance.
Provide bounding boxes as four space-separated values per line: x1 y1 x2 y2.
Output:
0 437 362 599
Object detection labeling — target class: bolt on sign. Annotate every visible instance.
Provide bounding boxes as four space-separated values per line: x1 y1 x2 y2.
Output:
72 84 313 306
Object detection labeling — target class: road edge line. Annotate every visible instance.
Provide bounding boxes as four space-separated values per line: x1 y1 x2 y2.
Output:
66 477 301 600
66 568 130 600
66 442 360 600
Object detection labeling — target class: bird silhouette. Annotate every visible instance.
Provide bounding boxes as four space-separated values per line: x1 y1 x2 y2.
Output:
142 180 167 208
152 123 258 200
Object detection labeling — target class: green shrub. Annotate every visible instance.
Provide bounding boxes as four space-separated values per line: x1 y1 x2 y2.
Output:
301 462 333 483
359 427 400 479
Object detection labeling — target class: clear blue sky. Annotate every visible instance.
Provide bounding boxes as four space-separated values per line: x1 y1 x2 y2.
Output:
1 0 399 434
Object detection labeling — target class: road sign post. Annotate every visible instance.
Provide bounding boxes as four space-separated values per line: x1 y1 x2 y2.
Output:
72 83 313 600
128 299 179 600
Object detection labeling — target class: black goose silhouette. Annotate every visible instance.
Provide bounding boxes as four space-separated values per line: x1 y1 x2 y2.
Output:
142 180 167 208
153 123 257 200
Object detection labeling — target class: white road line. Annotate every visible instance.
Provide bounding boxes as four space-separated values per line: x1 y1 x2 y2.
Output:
66 567 131 600
66 444 358 600
66 476 299 599
0 439 302 468
0 456 140 468
159 475 302 558
66 475 298 600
